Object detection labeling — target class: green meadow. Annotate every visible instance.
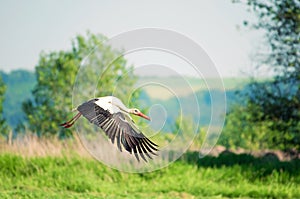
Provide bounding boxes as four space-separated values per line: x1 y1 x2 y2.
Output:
0 151 299 199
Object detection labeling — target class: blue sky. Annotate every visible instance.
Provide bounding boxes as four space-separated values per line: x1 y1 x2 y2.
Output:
0 0 263 77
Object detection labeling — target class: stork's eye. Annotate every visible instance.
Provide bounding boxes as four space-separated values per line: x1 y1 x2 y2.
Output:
134 109 139 113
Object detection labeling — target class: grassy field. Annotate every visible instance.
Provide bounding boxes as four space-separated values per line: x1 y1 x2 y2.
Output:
0 151 299 199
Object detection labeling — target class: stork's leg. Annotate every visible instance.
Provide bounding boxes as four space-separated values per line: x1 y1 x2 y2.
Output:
60 112 82 128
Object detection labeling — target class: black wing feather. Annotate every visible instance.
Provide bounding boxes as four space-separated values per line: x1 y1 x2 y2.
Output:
77 99 158 161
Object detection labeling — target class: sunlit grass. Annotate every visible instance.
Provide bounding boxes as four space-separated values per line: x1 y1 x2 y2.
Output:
0 133 299 198
0 153 299 198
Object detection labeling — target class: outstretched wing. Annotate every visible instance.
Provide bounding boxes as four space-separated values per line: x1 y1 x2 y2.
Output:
77 99 158 162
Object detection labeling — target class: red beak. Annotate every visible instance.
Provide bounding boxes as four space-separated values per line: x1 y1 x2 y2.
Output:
137 112 151 121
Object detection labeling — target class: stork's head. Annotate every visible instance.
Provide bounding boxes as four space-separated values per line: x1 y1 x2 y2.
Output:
129 108 151 121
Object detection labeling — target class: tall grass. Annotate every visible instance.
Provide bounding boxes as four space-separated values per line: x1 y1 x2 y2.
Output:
0 133 90 157
1 134 300 198
0 153 299 198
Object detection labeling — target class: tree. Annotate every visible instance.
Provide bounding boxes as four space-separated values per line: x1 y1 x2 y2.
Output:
23 32 138 137
243 0 300 79
223 0 300 151
0 70 35 128
219 103 273 150
0 76 9 138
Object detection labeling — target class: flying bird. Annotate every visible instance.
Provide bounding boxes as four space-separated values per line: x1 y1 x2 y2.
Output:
60 96 158 161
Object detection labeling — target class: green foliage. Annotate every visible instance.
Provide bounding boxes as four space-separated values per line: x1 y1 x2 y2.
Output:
219 104 271 150
0 70 35 128
0 70 248 136
247 81 300 150
23 32 137 137
220 87 300 151
226 0 300 151
0 76 9 137
244 0 300 78
0 154 299 198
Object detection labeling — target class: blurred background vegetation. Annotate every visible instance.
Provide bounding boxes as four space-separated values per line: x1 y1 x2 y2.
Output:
0 0 299 198
220 0 300 152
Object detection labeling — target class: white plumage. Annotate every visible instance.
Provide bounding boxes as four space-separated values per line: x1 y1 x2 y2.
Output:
94 96 127 114
60 96 157 161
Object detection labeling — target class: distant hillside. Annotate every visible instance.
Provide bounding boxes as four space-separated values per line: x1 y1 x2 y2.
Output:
138 89 238 132
0 70 251 132
0 70 36 128
137 76 250 100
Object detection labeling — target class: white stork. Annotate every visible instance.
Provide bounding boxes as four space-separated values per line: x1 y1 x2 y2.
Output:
60 96 158 161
